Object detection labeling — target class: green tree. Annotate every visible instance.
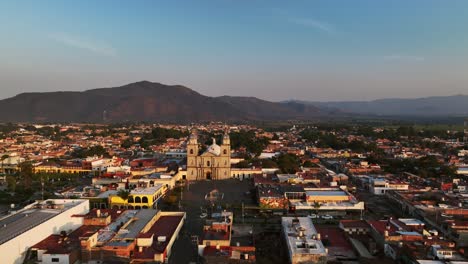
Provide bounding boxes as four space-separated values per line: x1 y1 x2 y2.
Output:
1 154 9 173
19 162 34 191
313 201 321 215
275 153 300 174
117 189 130 208
6 175 16 192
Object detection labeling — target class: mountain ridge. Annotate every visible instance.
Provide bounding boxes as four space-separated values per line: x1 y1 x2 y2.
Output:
291 94 468 116
0 81 327 123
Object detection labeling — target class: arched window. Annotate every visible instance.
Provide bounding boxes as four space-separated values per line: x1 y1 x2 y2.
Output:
135 196 141 203
207 161 210 166
223 149 227 155
128 196 134 203
142 197 148 203
189 149 194 155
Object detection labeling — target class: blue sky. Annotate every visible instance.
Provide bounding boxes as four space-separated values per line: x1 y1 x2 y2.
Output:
1 0 467 101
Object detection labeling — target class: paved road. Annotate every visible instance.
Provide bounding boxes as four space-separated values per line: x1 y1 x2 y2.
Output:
168 179 255 263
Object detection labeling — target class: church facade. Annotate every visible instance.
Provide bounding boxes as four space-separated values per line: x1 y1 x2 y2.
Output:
186 131 231 181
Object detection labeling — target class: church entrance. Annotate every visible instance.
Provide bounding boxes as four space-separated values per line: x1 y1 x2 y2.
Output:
206 171 212 180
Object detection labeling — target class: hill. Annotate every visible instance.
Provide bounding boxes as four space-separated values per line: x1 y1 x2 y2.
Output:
293 95 468 117
0 81 327 123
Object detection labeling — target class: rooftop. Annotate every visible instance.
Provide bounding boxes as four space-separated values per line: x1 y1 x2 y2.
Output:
133 214 185 260
306 190 348 197
281 217 327 257
131 184 164 195
0 199 87 245
114 209 157 240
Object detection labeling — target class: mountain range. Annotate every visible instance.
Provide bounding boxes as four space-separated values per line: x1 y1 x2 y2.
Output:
0 81 466 123
295 95 468 117
0 81 328 123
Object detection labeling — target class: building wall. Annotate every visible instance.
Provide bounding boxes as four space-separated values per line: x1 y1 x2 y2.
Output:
154 212 186 263
0 199 89 264
41 253 70 264
109 187 166 209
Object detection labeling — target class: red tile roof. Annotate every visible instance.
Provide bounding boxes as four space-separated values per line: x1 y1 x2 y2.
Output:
133 215 184 260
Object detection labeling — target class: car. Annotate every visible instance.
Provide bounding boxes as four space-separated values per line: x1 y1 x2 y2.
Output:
321 215 333 220
308 214 318 219
200 213 207 219
441 213 453 218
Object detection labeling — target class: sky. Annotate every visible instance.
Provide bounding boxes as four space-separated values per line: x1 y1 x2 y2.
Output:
1 0 468 101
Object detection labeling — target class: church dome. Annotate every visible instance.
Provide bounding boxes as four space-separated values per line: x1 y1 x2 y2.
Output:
204 138 221 156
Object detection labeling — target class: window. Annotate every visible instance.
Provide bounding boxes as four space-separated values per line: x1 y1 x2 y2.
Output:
51 258 60 262
142 197 148 203
207 161 210 166
135 196 141 203
189 149 194 155
223 149 227 155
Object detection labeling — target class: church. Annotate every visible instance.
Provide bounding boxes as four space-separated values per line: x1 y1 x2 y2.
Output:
186 130 231 181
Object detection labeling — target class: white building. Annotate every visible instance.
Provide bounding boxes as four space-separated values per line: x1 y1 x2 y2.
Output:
370 178 409 195
282 217 327 264
0 199 89 264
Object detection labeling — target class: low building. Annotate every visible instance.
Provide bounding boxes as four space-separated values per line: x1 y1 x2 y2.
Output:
370 178 409 195
281 217 327 264
0 199 90 264
109 184 167 209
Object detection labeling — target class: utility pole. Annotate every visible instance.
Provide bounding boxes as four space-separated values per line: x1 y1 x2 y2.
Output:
41 175 45 201
242 202 245 224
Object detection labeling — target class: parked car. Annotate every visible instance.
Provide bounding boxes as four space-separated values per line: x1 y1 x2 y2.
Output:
321 215 333 220
308 214 318 219
200 213 208 219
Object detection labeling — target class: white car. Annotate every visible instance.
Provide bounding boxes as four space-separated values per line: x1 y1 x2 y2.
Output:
308 214 318 219
441 213 453 218
200 213 208 219
321 215 333 220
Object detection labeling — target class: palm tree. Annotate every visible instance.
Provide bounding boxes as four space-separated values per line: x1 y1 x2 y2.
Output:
117 189 130 209
313 201 321 215
1 154 9 174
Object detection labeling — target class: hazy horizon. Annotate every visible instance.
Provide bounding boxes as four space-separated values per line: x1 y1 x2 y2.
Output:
1 79 467 103
1 0 468 101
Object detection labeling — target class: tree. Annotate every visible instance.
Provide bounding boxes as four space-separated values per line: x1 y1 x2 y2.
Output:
6 175 16 192
303 160 317 168
229 130 269 156
19 162 33 191
275 154 300 174
1 154 9 173
313 201 321 215
117 189 130 209
235 160 250 168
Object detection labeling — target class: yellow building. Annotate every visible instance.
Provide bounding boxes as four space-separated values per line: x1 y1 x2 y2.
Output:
109 184 167 209
187 130 231 181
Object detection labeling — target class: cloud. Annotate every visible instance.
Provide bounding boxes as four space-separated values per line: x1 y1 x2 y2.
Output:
383 55 425 62
289 18 336 34
49 33 116 57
